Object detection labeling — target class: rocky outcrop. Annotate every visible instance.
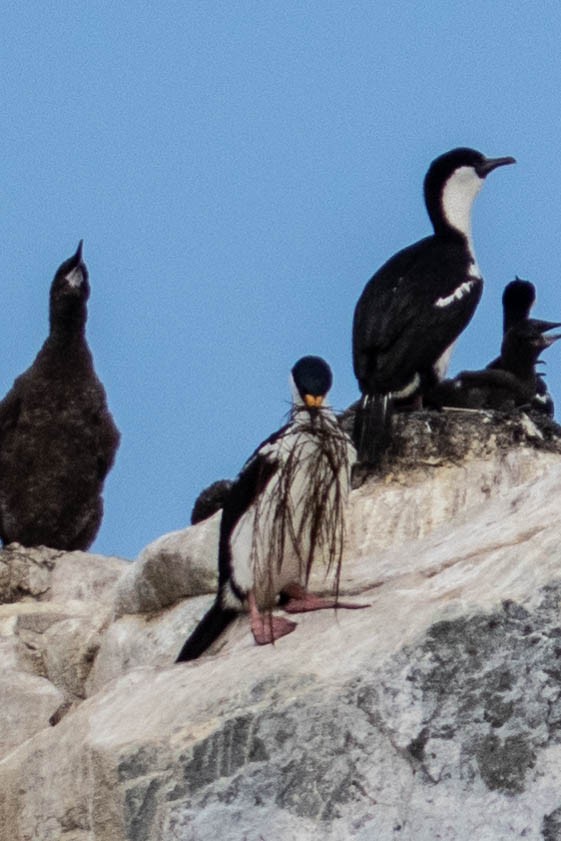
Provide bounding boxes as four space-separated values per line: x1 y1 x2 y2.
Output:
2 410 561 840
0 546 127 746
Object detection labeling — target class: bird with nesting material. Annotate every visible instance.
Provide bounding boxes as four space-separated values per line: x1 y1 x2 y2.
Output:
176 356 365 662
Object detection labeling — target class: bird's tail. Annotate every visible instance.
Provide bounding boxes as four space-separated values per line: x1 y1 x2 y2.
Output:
176 600 238 662
353 393 393 467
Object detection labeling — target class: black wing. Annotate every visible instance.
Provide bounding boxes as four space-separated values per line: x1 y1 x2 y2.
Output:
217 428 284 592
353 235 482 394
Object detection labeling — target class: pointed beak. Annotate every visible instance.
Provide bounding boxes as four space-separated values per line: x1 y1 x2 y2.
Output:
68 239 85 270
63 240 87 290
477 156 516 177
304 394 324 408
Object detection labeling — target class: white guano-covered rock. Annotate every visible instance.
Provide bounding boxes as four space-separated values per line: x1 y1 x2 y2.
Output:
2 411 561 840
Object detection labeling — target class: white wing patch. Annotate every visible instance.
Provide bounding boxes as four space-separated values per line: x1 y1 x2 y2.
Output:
434 279 477 309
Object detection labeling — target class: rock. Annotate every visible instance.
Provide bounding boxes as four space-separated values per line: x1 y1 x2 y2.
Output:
48 550 127 603
0 544 126 605
343 408 561 562
2 410 561 838
0 547 128 755
85 595 214 696
113 513 220 617
347 446 560 562
0 670 64 758
0 544 59 603
340 406 561 477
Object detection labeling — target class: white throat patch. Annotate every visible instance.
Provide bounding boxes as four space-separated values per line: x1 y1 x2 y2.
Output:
441 165 484 255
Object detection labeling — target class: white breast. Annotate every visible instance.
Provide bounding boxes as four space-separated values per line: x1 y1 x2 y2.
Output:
230 411 355 609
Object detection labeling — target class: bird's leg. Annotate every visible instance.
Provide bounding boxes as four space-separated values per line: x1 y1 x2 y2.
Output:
247 589 297 645
280 582 370 613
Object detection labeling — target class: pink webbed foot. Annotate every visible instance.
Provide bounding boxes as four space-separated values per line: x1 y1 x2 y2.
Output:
247 588 297 646
281 583 370 614
250 613 298 646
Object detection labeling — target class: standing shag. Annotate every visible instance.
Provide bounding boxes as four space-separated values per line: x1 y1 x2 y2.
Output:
352 147 515 465
0 242 120 550
487 277 555 415
176 356 362 662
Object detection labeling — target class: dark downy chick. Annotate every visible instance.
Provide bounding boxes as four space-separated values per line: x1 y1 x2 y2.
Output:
428 319 561 411
487 277 555 415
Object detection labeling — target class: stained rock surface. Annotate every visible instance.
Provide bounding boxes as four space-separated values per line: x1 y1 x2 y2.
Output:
2 410 561 840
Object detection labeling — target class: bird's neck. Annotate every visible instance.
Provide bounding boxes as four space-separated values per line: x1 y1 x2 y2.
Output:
429 168 484 268
49 295 88 342
501 346 537 381
503 308 528 334
49 314 87 345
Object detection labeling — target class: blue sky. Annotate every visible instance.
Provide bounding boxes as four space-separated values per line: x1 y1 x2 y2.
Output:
3 3 561 559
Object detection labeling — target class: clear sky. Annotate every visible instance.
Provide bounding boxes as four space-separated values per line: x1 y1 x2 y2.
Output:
3 3 561 559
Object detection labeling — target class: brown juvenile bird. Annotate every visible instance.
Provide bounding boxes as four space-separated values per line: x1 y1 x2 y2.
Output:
0 242 120 550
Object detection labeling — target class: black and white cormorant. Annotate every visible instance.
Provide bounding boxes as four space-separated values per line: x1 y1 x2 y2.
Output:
487 277 555 415
0 242 120 550
428 318 561 411
352 147 515 464
176 356 363 662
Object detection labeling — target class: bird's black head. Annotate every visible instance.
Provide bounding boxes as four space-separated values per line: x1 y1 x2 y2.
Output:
291 356 333 409
49 240 90 335
424 147 515 236
502 277 536 333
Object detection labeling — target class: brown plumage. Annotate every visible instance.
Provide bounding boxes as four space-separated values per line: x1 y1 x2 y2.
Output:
0 242 120 550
